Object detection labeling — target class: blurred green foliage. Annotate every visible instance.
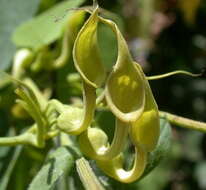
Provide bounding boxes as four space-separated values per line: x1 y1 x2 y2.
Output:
0 0 40 70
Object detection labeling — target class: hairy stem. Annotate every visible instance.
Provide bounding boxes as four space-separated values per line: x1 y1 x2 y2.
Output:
76 157 105 190
160 111 206 133
0 133 36 146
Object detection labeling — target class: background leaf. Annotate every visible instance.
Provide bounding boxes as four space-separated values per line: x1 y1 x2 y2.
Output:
12 0 84 50
28 146 74 190
0 0 40 70
194 161 206 189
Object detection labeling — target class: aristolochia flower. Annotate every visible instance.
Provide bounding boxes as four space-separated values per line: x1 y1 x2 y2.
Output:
73 5 160 183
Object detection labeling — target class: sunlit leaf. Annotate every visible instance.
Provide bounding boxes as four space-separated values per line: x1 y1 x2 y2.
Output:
13 0 85 50
28 146 74 190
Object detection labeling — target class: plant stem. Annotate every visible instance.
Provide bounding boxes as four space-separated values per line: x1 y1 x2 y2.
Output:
76 157 105 190
0 133 36 146
146 70 201 80
160 111 206 133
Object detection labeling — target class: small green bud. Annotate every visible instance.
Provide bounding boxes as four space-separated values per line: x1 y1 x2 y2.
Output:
78 127 108 160
57 82 96 135
57 106 84 135
78 118 128 161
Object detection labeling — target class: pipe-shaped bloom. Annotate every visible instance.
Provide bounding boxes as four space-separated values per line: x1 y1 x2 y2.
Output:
63 5 160 183
77 11 159 183
61 6 105 135
99 15 159 153
100 17 145 123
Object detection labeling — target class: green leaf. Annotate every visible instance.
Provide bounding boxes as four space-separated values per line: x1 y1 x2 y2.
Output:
0 0 40 70
28 146 74 190
142 118 172 177
13 0 85 50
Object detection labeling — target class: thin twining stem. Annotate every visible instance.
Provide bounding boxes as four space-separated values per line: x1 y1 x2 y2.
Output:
160 111 206 133
95 69 202 105
146 70 202 80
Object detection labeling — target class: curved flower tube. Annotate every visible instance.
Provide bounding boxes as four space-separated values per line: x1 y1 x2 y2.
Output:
73 6 106 88
63 6 105 135
57 82 96 135
100 17 145 123
97 146 147 183
78 118 129 160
